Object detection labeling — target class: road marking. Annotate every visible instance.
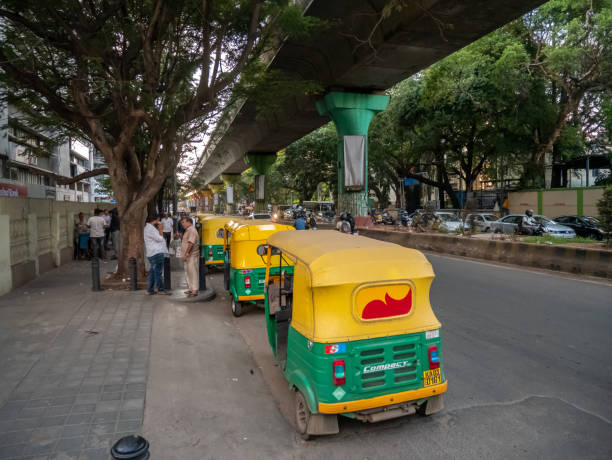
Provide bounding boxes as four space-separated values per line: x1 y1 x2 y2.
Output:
425 252 612 287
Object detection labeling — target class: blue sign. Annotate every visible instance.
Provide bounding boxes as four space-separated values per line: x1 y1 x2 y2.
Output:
404 178 419 186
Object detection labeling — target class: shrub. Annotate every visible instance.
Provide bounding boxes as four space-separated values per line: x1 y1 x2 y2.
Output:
597 186 612 246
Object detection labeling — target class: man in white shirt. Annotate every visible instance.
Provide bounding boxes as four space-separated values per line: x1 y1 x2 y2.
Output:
161 212 173 249
87 209 108 259
143 215 171 295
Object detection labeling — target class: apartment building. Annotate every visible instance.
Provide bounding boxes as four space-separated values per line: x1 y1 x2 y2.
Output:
0 103 96 202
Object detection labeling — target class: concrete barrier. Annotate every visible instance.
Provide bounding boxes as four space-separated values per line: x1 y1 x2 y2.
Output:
0 197 113 295
356 228 611 279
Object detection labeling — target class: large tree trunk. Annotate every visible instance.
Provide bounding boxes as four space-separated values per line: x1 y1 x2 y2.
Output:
118 206 148 278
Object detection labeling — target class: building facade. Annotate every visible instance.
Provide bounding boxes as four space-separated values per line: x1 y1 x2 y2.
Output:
0 103 96 202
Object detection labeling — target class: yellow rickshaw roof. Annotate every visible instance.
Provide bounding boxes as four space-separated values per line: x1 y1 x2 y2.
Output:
232 223 295 241
201 216 234 227
267 230 433 287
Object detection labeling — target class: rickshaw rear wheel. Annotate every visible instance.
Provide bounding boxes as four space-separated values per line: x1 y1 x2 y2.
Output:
295 390 311 440
231 298 243 317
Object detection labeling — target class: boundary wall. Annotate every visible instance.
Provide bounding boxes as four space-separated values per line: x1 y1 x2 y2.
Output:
0 197 112 295
508 187 604 217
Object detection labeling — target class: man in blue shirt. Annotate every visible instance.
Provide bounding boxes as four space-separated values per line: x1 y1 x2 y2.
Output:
294 213 307 230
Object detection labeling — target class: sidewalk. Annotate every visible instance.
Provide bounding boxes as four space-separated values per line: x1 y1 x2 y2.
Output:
0 260 298 460
0 261 152 459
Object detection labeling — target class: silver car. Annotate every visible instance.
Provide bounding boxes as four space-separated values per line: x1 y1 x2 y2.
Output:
491 214 576 238
464 213 499 232
436 212 463 232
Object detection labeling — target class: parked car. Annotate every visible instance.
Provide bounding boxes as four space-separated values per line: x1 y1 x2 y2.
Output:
247 213 271 220
491 214 576 238
464 213 499 232
553 215 607 240
436 211 463 232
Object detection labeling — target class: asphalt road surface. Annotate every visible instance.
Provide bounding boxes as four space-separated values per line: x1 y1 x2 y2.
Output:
231 253 612 459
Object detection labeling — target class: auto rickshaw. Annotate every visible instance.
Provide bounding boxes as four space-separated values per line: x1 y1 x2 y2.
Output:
263 230 447 438
200 216 234 267
224 222 294 317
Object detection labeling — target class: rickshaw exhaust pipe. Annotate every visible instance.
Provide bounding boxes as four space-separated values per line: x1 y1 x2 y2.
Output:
358 404 416 423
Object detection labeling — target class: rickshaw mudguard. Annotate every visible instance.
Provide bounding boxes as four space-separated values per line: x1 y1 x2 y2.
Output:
287 369 318 414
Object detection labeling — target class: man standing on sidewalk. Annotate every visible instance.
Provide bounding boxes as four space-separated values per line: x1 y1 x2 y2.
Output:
161 212 173 249
181 216 199 297
144 215 171 295
87 209 108 259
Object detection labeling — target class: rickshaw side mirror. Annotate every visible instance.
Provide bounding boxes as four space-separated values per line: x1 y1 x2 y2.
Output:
257 244 268 256
216 228 224 238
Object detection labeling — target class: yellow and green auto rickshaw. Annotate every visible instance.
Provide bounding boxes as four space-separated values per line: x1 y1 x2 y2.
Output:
263 230 447 438
224 222 295 317
200 216 234 267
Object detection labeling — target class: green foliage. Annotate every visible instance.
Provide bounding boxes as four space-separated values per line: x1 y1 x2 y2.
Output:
94 176 113 197
597 186 612 245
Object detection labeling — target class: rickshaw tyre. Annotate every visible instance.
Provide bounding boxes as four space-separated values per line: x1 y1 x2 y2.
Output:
295 390 311 440
231 299 243 317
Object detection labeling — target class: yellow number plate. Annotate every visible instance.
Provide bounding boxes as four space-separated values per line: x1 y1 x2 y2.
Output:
423 368 442 387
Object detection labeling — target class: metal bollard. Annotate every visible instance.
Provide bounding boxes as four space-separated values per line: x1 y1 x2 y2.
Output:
129 257 138 291
91 257 101 292
199 256 207 291
163 255 171 290
111 435 150 460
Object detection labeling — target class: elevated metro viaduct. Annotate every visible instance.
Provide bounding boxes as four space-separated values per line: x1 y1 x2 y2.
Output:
193 0 547 216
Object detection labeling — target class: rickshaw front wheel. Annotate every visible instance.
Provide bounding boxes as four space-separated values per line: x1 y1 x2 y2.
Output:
231 298 243 317
295 390 311 440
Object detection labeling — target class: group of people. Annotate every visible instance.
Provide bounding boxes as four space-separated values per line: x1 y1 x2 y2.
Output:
143 213 200 297
74 208 120 260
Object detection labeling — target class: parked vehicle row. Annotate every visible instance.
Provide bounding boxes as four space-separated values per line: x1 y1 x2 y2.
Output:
490 214 576 238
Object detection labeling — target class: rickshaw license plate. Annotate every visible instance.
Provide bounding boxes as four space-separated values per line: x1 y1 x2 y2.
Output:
423 368 442 387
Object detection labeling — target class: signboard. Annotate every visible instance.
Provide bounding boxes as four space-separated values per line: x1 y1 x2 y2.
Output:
213 193 219 205
226 186 234 204
0 183 28 197
344 135 365 190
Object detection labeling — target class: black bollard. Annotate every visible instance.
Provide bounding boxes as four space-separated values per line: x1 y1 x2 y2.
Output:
163 255 171 290
199 256 207 291
111 435 150 460
129 257 138 291
91 257 101 291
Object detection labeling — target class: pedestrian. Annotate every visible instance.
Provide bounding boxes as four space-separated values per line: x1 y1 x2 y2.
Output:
143 215 171 295
308 214 317 230
102 209 111 249
180 216 200 297
87 209 107 259
110 208 120 260
161 212 173 249
337 213 352 234
294 212 307 230
74 212 89 259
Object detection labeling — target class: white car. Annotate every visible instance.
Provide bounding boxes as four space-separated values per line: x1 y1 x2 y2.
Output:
464 213 499 232
435 212 463 232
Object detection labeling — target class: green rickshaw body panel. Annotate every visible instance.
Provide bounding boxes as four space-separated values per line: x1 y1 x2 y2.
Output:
230 266 294 301
284 327 444 412
202 244 225 265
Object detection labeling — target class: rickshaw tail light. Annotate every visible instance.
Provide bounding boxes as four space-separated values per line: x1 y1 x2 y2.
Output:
428 345 440 370
208 248 213 260
332 359 345 386
244 276 251 289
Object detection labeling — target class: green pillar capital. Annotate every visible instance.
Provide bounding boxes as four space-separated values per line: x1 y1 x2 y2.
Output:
317 92 389 216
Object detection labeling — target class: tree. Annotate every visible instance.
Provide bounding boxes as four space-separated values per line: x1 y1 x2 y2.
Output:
0 0 322 275
597 186 612 245
518 0 612 177
280 123 336 202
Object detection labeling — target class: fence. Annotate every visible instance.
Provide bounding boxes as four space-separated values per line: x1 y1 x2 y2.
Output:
0 197 112 295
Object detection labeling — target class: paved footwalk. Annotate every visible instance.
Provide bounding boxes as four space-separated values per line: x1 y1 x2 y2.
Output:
0 262 152 459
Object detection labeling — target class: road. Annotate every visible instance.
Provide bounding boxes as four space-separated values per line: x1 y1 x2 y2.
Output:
144 254 612 459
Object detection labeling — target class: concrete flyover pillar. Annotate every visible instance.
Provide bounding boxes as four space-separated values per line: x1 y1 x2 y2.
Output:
245 152 277 213
0 215 12 295
208 184 225 214
221 174 242 215
316 92 389 217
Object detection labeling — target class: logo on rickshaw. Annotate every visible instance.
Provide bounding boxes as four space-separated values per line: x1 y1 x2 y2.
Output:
355 284 413 320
